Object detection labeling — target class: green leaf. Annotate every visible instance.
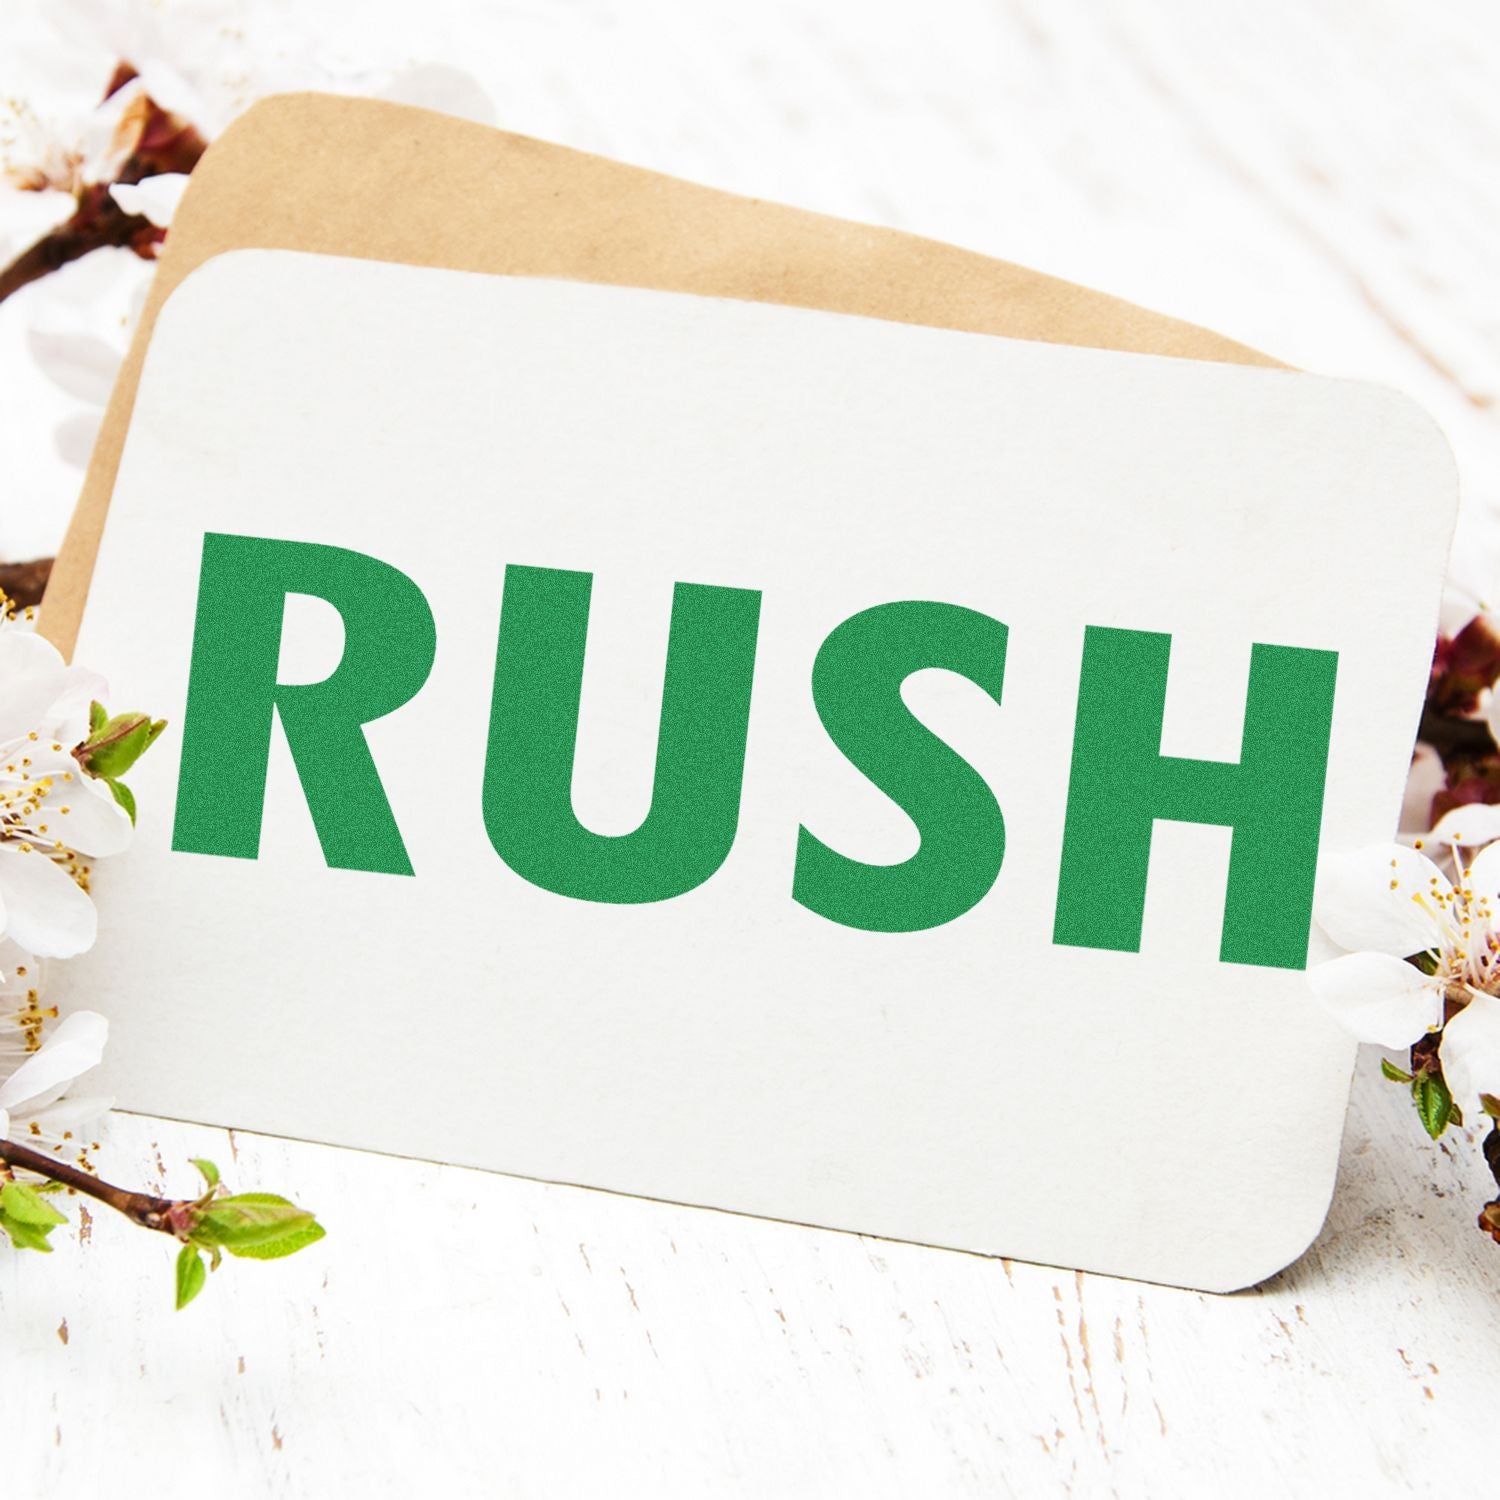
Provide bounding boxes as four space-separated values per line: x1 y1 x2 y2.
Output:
1 1180 67 1227
84 717 153 779
0 1210 57 1251
1381 1058 1415 1085
1483 1093 1500 1119
107 778 136 824
175 1245 208 1310
0 1181 67 1251
195 1193 317 1253
89 700 107 734
146 719 168 747
229 1216 327 1261
1413 1070 1455 1139
191 1158 220 1190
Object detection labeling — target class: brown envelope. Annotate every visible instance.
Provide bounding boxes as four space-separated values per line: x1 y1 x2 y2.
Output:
40 92 1277 658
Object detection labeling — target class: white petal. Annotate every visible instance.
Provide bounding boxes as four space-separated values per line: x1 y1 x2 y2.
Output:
0 740 131 856
1441 991 1500 1112
12 16 108 96
133 60 216 135
1439 585 1483 640
380 65 496 126
0 631 69 744
40 778 132 859
0 187 77 256
0 1009 107 1112
26 1090 112 1139
6 1077 71 1117
1306 952 1443 1048
1314 844 1451 958
77 79 144 182
1399 744 1446 835
109 172 190 230
36 241 147 313
1428 804 1500 852
0 739 78 774
54 410 103 470
1460 838 1500 917
0 846 96 958
25 327 120 407
42 664 111 746
0 938 40 1002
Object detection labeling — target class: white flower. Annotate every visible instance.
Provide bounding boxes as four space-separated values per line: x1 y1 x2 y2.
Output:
5 0 496 184
8 0 293 148
0 937 109 1147
1 4 495 527
0 617 131 959
1309 838 1500 1111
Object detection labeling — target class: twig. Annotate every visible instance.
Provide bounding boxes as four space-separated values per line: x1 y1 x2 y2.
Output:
1419 705 1493 765
0 558 53 609
0 1135 185 1234
0 188 157 308
0 81 208 310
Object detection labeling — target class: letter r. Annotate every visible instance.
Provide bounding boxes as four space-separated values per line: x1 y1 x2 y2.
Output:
173 532 436 875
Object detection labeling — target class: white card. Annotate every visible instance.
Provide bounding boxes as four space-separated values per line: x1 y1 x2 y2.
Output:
60 250 1455 1290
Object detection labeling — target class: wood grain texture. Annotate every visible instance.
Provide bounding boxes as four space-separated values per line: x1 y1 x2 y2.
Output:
6 1065 1498 1498
4 0 1499 1493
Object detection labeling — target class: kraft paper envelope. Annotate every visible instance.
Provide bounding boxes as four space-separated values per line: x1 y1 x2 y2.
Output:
40 92 1279 660
56 251 1454 1292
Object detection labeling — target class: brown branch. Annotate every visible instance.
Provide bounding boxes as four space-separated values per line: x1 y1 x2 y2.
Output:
0 1135 182 1233
0 558 53 610
0 188 161 310
1418 705 1494 767
0 234 86 305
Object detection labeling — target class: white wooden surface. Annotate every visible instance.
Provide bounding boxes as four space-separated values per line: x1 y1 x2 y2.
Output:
6 0 1500 1494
